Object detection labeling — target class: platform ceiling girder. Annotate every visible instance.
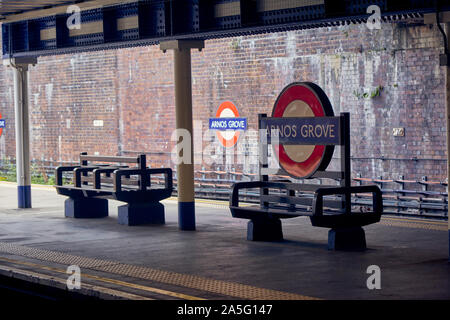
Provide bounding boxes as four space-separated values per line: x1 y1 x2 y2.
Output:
0 1 77 17
0 1 129 19
1 0 450 58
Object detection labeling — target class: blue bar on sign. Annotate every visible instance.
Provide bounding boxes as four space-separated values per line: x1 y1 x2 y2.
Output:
0 120 5 128
261 117 341 146
209 118 247 131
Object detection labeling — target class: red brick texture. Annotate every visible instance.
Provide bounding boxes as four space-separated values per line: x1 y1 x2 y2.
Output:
0 22 447 181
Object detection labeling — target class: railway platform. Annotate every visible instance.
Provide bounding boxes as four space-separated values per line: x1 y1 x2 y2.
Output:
0 182 448 300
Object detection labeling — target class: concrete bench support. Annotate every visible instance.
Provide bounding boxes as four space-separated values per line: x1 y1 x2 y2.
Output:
118 202 165 226
64 198 108 219
247 218 283 242
328 227 367 251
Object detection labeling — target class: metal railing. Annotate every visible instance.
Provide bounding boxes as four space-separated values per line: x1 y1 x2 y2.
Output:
0 158 447 219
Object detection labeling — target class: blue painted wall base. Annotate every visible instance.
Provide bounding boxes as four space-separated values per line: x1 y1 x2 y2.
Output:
247 218 283 241
118 203 165 226
18 185 32 208
178 202 195 231
328 227 367 251
65 198 108 219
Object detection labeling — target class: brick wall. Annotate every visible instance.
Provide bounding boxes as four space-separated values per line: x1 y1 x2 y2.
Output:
0 21 447 181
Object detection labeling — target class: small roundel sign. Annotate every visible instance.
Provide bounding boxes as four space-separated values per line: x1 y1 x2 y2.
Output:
209 101 247 148
271 82 335 179
0 112 5 137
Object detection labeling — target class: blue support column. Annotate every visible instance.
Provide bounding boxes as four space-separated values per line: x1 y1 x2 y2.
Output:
18 185 32 208
178 201 196 231
3 57 37 209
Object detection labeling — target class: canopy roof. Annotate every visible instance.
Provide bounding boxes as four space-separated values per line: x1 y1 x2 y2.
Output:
0 1 81 18
1 0 449 58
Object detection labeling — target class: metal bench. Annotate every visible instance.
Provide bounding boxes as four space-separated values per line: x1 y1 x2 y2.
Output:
54 152 173 226
229 84 384 251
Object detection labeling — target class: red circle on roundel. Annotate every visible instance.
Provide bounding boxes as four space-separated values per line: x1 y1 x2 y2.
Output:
216 101 241 148
272 83 335 179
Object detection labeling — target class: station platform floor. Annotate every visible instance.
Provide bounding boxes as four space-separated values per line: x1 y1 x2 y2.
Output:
0 182 448 300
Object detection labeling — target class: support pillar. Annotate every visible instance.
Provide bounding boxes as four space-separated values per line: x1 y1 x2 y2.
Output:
446 24 450 262
3 57 37 209
160 40 204 231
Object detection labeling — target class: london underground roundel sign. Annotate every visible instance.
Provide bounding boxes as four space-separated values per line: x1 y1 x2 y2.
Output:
0 112 5 137
210 101 247 148
271 82 335 179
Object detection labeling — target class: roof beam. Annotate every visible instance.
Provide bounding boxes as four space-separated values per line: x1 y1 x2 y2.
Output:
1 0 447 59
1 0 133 22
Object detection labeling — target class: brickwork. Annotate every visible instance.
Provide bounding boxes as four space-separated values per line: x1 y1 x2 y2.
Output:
0 22 447 181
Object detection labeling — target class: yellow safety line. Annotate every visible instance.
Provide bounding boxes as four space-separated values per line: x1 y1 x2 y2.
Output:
381 216 448 226
0 243 319 300
379 221 448 231
0 264 151 300
0 181 54 190
0 257 204 300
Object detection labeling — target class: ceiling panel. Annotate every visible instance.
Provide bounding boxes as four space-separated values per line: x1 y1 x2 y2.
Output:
0 1 81 18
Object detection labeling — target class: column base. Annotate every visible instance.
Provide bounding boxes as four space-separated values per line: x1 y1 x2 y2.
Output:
118 202 165 226
65 198 108 219
18 185 32 208
247 218 283 242
178 202 196 231
328 227 367 251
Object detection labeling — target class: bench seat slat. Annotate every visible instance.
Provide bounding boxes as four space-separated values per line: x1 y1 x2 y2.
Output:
230 205 313 219
81 176 140 186
261 194 344 209
80 155 139 163
258 183 336 193
55 185 171 202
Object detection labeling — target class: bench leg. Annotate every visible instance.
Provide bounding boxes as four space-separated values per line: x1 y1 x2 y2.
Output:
65 198 108 219
247 218 283 241
118 202 165 226
328 227 367 251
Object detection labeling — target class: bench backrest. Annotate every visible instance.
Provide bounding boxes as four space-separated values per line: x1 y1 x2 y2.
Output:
79 152 146 170
74 153 147 189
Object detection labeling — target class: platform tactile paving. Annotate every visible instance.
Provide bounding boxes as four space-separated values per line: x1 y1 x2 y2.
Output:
0 242 318 300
